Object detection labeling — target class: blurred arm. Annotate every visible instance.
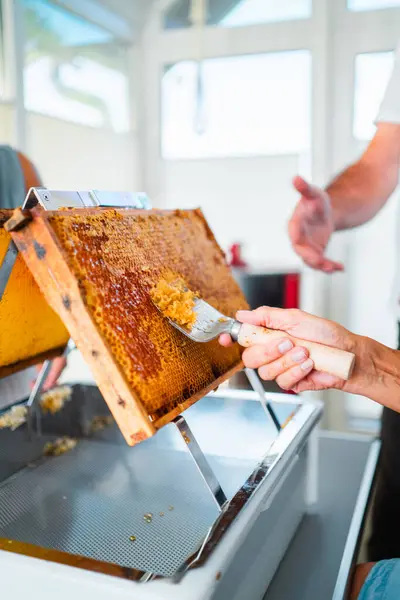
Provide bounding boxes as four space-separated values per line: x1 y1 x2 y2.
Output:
17 150 43 189
328 123 400 231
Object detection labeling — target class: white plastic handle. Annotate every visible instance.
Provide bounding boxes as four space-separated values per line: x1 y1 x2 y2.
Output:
237 323 355 380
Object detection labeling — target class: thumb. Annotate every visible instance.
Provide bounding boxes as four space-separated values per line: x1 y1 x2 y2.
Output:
236 307 299 332
236 307 342 348
293 175 322 201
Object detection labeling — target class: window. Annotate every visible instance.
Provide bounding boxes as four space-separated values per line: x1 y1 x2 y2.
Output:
162 51 311 160
221 0 312 27
348 0 400 10
23 0 130 132
353 51 394 140
164 0 312 29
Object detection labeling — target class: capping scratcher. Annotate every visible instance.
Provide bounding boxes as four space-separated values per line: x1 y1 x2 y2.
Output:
159 295 355 381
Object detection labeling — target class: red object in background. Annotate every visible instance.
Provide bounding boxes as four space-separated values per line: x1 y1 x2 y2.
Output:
283 273 299 309
283 273 300 395
228 243 248 268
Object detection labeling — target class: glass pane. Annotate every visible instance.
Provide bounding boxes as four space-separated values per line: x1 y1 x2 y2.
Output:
348 0 400 10
353 51 394 140
164 0 311 29
23 0 130 132
221 0 312 27
162 51 311 160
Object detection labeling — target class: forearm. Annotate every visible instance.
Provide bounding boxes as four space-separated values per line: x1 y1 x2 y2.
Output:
326 124 400 231
326 160 396 231
348 335 400 411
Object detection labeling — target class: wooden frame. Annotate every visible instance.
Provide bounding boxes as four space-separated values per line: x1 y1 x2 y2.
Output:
0 345 66 380
9 207 244 446
0 209 69 379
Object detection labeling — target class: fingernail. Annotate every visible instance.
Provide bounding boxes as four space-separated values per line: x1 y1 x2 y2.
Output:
301 358 313 372
278 339 293 354
293 348 307 362
236 310 250 318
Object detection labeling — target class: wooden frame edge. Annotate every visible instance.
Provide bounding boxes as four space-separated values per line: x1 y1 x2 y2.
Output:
153 362 243 428
0 538 146 581
0 345 67 380
10 209 156 446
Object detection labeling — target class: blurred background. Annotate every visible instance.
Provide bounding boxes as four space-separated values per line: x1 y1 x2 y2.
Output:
1 0 399 435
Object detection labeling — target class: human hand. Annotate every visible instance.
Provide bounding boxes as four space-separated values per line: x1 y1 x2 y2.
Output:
289 175 343 273
32 355 68 392
220 306 361 393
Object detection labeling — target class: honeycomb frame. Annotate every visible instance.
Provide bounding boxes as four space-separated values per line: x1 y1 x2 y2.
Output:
0 210 68 378
10 206 249 446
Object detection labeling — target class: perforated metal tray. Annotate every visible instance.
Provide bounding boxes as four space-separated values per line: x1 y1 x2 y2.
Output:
0 389 321 582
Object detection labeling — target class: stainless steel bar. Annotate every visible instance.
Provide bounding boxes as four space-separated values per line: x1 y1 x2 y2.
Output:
332 439 381 600
26 360 51 410
173 415 227 510
0 240 18 300
23 187 152 211
26 359 52 438
245 368 281 432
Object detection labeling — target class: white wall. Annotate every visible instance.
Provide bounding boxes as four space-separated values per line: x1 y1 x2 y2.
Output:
163 155 304 268
349 191 398 348
26 112 141 386
0 103 18 145
27 113 140 192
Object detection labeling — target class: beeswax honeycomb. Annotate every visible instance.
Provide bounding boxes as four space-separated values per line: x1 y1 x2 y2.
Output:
47 208 248 421
0 211 69 373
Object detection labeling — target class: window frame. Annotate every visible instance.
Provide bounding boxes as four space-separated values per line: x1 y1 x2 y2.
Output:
21 0 132 133
0 0 133 151
352 49 395 141
163 0 313 30
348 0 400 12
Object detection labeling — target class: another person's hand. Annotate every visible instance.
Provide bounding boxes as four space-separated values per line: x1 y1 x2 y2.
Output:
219 307 381 398
32 355 67 392
289 175 343 273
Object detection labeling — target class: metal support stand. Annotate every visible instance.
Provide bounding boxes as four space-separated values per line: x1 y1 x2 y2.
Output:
26 360 51 438
173 369 280 511
244 368 281 432
174 415 227 510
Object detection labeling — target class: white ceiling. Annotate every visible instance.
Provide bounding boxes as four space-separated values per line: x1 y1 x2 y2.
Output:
97 0 157 31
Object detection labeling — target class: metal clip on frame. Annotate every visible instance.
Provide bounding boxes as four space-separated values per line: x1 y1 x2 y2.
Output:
0 187 152 300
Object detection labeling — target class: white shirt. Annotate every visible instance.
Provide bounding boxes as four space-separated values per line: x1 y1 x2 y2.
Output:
376 43 400 125
375 42 400 318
